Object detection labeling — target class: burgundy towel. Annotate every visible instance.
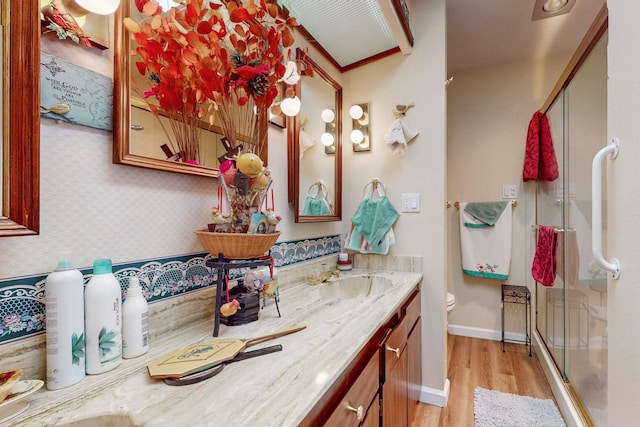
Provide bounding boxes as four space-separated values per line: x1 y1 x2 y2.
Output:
523 112 559 182
532 226 558 287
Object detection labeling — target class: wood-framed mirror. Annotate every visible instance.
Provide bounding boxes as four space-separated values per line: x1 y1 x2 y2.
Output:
287 48 342 223
113 1 265 177
0 1 40 237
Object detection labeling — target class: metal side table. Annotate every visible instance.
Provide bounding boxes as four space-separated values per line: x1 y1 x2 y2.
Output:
501 284 532 356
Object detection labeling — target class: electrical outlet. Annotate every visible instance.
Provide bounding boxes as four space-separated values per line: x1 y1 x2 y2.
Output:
502 185 517 199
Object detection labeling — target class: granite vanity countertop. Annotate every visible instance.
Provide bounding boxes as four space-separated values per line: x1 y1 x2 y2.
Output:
11 270 422 427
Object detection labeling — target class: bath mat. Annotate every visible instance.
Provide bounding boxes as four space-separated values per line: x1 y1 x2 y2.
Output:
474 387 566 427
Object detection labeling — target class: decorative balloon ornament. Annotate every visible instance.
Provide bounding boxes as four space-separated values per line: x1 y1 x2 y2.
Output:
220 275 240 317
384 103 419 157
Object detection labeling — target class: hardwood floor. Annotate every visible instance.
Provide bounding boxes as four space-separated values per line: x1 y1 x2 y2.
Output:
410 334 555 426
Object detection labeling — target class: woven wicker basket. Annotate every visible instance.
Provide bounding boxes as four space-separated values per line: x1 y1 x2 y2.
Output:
195 230 281 259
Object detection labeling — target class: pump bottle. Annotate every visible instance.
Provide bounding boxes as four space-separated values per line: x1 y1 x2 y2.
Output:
122 277 149 359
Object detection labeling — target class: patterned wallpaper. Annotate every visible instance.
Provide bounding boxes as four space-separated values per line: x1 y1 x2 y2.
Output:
0 235 340 345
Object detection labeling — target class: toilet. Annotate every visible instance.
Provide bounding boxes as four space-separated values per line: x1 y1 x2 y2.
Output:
447 292 456 313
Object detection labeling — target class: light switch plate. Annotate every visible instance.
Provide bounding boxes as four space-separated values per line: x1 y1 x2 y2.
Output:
401 193 420 212
502 185 517 199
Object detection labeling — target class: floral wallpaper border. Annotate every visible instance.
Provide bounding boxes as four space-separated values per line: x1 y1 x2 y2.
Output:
0 235 340 345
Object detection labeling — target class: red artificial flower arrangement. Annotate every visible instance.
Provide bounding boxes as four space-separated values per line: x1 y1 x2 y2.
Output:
124 0 297 162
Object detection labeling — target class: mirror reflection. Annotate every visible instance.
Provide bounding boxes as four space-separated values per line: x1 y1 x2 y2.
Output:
288 49 342 222
114 0 257 177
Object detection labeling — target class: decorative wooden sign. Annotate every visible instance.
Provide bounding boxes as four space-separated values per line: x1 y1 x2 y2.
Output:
40 53 113 131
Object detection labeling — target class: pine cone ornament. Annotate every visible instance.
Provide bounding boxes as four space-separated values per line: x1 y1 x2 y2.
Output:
249 73 269 97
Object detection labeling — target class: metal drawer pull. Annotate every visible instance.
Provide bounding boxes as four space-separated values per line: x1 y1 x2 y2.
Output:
345 403 364 421
385 345 400 359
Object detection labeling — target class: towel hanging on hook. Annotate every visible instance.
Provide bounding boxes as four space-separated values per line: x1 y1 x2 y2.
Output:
346 179 399 254
385 104 419 157
301 180 332 216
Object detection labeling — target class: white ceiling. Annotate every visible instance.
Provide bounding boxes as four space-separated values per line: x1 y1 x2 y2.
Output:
447 0 606 73
282 0 605 72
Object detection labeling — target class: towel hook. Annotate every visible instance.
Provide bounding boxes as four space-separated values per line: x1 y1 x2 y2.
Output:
363 178 387 197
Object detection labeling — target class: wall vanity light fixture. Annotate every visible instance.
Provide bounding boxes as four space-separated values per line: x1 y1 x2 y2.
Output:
350 103 370 152
271 61 302 117
321 108 336 154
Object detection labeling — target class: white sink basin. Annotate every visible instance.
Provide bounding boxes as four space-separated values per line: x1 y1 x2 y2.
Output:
319 274 394 300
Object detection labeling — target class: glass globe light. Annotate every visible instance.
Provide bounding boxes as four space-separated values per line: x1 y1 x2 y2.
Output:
349 104 364 120
280 96 301 117
321 109 335 123
321 133 335 146
282 61 300 85
350 129 364 144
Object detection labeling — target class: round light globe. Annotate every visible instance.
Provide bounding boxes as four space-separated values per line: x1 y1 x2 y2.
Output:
321 109 335 123
349 104 364 120
281 96 301 117
66 0 121 15
350 129 364 144
282 61 300 85
321 133 335 146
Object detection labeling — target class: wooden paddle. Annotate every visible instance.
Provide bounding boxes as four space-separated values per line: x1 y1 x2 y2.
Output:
163 344 283 386
147 326 306 378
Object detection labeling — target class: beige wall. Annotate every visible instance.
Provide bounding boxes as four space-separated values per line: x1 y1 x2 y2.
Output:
343 0 448 402
607 1 640 424
0 22 342 279
446 55 567 337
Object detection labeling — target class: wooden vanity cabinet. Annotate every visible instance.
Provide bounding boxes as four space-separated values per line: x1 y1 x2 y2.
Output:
300 286 421 427
324 351 380 426
299 323 388 427
382 290 421 426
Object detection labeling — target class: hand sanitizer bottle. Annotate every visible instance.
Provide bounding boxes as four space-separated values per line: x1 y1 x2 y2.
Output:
122 277 149 359
45 253 85 390
84 258 122 374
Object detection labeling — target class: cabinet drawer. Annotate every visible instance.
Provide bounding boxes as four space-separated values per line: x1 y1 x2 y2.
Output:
404 290 421 331
324 351 380 427
384 290 420 374
384 316 407 373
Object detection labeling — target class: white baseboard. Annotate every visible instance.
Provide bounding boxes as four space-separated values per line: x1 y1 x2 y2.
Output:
447 323 527 343
419 378 450 407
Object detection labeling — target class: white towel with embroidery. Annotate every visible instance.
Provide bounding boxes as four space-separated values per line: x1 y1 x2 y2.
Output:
459 202 512 280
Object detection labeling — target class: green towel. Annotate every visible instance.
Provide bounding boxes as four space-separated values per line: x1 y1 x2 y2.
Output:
464 201 508 226
351 197 399 252
302 196 332 215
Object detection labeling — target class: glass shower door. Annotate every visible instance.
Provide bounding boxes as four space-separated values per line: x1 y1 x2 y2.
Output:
535 32 608 426
564 33 608 426
536 93 567 377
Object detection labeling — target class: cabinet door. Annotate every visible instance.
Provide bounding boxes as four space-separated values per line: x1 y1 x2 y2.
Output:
324 351 380 427
407 318 422 424
361 394 380 427
382 345 407 427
